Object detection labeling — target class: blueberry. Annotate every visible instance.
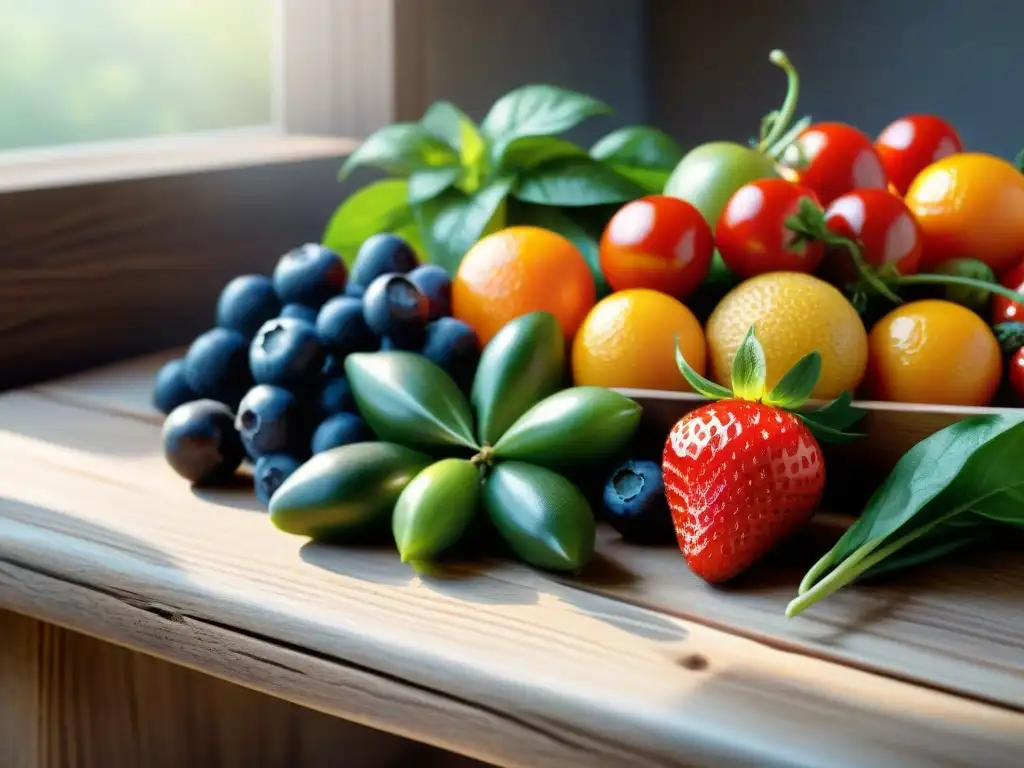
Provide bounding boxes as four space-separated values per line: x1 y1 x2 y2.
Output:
162 400 244 485
318 375 355 418
349 234 419 291
344 283 366 299
152 358 198 415
253 454 302 506
421 318 479 392
321 354 344 378
249 318 325 391
311 413 371 454
216 275 281 339
316 296 378 356
273 243 347 308
280 303 319 324
183 328 253 408
235 384 302 458
363 273 429 349
602 460 675 545
407 265 452 320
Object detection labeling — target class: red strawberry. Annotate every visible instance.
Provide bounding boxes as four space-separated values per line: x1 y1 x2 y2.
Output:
662 326 864 583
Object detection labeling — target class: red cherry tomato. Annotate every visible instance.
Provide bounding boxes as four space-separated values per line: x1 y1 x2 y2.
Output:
875 115 963 196
1009 348 1024 404
991 259 1024 324
599 195 713 298
824 188 924 275
786 122 888 207
715 179 824 279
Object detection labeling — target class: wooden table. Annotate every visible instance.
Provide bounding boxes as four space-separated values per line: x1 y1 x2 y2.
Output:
2 352 1023 767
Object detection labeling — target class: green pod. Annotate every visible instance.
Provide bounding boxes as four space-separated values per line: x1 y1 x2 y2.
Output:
492 386 641 469
934 258 996 311
471 311 566 446
269 441 431 541
345 351 477 451
483 461 595 573
393 458 481 563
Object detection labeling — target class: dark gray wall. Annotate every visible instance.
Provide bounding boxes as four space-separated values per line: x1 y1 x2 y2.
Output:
650 0 1021 160
422 0 650 146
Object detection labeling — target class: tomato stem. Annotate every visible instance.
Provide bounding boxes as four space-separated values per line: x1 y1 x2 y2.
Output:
757 50 800 154
831 236 905 304
886 273 1024 306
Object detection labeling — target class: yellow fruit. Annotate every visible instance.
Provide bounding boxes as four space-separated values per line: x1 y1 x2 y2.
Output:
706 272 868 399
572 289 706 391
864 299 1002 406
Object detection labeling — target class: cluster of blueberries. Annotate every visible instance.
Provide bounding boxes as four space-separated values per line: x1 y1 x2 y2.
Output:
154 234 480 505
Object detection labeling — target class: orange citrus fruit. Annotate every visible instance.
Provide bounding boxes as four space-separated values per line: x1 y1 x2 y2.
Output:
572 289 706 391
453 226 596 345
863 299 1002 406
904 153 1024 275
706 272 868 399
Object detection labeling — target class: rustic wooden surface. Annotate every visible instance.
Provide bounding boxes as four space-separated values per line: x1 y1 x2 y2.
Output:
3 352 1024 767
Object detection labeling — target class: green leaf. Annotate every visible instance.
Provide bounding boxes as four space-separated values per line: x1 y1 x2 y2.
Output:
415 177 512 273
339 123 459 180
590 126 683 171
483 461 596 573
994 321 1024 356
408 166 461 204
392 458 481 563
730 327 767 401
472 311 566 446
517 205 609 298
801 391 866 431
1016 146 1024 175
492 387 642 469
481 84 612 154
513 156 645 207
797 414 865 446
674 335 733 400
421 101 487 189
763 352 821 409
854 521 993 582
499 136 586 171
787 412 1024 617
609 165 671 194
344 351 478 451
933 258 996 311
322 179 413 265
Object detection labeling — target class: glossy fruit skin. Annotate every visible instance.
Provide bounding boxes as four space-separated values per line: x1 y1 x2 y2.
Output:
824 188 924 275
311 412 371 455
235 385 302 458
453 226 596 346
572 288 706 392
905 153 1024 275
392 458 481 562
348 233 419 290
216 275 281 339
864 299 1002 406
420 317 480 394
254 454 301 506
317 374 355 419
279 303 319 324
875 115 963 196
273 243 347 308
715 179 824 278
662 400 825 583
249 318 325 391
706 272 868 399
362 273 429 349
601 459 675 545
316 296 378 357
183 328 254 408
598 195 713 298
991 260 1024 323
269 442 432 541
407 264 452 320
1009 348 1024 404
152 358 198 415
162 400 245 485
786 122 888 207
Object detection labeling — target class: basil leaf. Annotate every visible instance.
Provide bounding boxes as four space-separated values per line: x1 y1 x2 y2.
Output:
422 101 487 177
322 179 413 265
408 166 460 204
499 136 586 172
513 156 645 207
517 205 609 297
339 123 459 180
481 85 611 153
609 166 671 194
730 327 767 401
590 126 683 171
801 391 866 431
763 352 820 408
416 177 512 273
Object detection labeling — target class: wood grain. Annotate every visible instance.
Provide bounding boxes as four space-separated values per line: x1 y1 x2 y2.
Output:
2 362 1024 765
0 609 467 768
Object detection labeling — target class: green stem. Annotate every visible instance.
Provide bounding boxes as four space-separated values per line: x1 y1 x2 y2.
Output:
830 236 905 304
785 510 962 617
757 50 800 153
767 115 812 161
797 545 839 595
886 274 1024 306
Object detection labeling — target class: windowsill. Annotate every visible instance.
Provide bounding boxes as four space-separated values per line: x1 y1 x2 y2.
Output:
0 133 359 194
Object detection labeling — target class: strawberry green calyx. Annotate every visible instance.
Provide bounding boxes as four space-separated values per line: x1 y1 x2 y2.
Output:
673 326 866 445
